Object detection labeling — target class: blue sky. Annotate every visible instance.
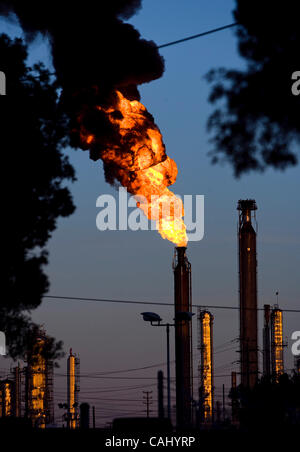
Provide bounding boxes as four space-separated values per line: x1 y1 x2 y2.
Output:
0 0 299 426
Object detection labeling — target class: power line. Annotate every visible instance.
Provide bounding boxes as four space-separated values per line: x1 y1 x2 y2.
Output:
66 383 157 393
26 22 239 81
77 361 170 376
214 346 238 355
43 295 300 313
54 374 159 380
157 23 238 49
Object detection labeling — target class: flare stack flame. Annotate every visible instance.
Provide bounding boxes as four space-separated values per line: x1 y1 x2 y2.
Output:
80 90 187 246
0 2 186 245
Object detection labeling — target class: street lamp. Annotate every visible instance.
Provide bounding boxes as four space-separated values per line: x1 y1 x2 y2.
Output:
140 311 194 421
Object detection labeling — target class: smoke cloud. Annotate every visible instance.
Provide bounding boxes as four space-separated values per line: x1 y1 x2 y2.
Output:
1 1 188 245
0 1 164 155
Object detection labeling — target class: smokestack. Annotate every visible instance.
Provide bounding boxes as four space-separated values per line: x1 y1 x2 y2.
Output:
198 309 214 423
173 246 192 428
263 304 271 377
271 307 284 381
237 199 258 388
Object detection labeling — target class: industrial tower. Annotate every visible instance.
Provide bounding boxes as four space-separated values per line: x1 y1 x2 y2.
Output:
173 246 193 428
0 365 22 418
271 306 284 381
26 328 54 427
237 199 258 388
67 348 80 429
198 309 214 423
0 380 13 417
263 304 271 377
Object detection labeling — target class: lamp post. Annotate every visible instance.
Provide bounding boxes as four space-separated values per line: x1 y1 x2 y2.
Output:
141 311 194 422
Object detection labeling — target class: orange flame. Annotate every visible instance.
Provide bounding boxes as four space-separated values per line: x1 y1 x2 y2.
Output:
80 90 187 246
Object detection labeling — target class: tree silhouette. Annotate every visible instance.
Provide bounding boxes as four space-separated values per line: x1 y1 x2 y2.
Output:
206 1 300 176
0 34 75 359
229 373 300 429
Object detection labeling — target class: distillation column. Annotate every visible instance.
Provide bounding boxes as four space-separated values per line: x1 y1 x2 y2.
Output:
67 348 80 429
271 307 284 381
198 309 214 423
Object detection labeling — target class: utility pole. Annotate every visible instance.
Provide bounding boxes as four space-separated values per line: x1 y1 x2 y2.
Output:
141 309 193 424
157 371 164 419
231 372 238 423
143 391 153 418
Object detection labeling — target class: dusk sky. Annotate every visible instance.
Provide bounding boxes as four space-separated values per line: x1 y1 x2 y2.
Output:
1 0 299 426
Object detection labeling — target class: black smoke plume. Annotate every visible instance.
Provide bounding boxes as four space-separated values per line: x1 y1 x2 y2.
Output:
0 0 165 183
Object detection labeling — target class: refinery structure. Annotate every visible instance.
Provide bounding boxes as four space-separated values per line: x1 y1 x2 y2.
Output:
0 328 54 427
67 348 80 429
26 328 54 427
270 307 284 381
0 328 80 429
198 309 214 423
0 199 298 429
263 304 285 381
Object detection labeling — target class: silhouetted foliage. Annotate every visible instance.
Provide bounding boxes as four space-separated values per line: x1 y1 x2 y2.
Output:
0 34 75 360
229 373 300 429
25 325 64 365
0 0 165 361
206 1 300 176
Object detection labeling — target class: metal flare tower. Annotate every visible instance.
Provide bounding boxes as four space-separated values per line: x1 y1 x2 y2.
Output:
237 199 258 388
271 307 284 381
198 309 214 423
173 246 193 428
67 348 80 429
